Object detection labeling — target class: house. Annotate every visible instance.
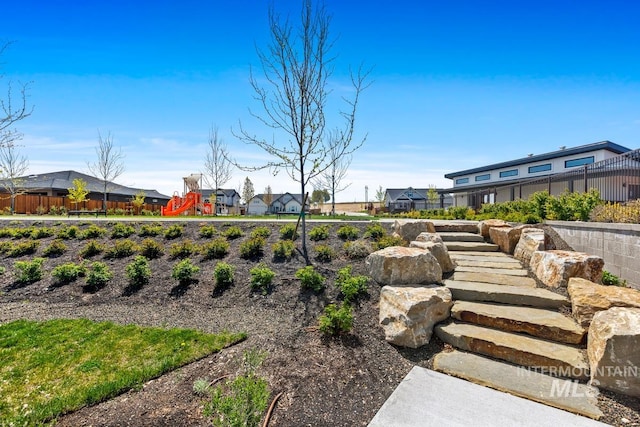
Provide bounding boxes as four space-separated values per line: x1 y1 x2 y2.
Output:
384 188 454 213
246 192 309 215
443 141 636 209
201 188 241 215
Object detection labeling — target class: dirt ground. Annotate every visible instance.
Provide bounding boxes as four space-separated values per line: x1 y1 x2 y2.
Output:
0 218 637 426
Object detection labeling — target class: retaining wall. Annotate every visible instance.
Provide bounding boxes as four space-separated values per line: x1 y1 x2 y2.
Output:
546 220 640 289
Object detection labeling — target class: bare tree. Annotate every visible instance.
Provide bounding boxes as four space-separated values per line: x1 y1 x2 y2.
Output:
0 141 28 213
242 177 255 204
87 130 125 210
313 141 352 216
1 42 33 149
264 185 273 207
203 126 233 214
233 0 369 261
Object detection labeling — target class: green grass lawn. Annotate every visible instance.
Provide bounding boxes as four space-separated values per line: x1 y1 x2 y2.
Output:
0 319 246 425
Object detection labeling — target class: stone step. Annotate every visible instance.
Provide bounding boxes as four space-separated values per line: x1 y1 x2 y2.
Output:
451 301 585 344
452 271 537 288
445 242 499 252
450 251 511 258
433 221 480 234
432 351 602 420
453 259 524 269
435 321 589 380
444 280 569 308
455 266 529 277
437 232 485 242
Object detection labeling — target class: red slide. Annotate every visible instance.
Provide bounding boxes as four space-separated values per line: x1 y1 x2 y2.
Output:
161 192 199 216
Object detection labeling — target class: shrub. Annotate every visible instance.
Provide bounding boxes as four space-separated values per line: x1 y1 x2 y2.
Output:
272 240 295 261
30 227 55 239
372 235 406 250
336 266 368 303
51 262 86 285
279 223 298 240
43 239 67 257
86 262 113 289
56 225 79 239
239 237 265 260
169 240 198 259
295 266 325 292
14 258 45 285
79 240 104 258
309 225 329 241
110 223 136 239
318 302 353 336
125 255 152 288
343 240 372 259
164 224 183 239
140 238 164 259
200 238 230 260
249 263 275 295
602 270 627 287
213 262 235 290
337 225 359 240
7 241 39 257
139 223 164 237
223 226 243 240
172 258 200 285
250 226 271 239
199 224 217 238
79 224 107 239
314 244 334 262
364 223 386 240
104 239 139 259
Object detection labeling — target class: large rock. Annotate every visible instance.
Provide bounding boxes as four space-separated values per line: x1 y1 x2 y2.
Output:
379 285 453 348
392 220 436 243
414 232 444 244
478 219 510 239
366 246 443 285
513 228 555 266
529 250 604 288
588 307 640 397
489 224 535 254
568 277 640 327
409 240 456 273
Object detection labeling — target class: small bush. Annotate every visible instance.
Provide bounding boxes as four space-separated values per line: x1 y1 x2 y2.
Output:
104 239 139 259
296 266 325 292
43 239 67 257
272 240 295 261
139 223 164 237
343 240 372 259
79 240 104 258
51 262 86 285
79 224 107 240
200 238 230 260
30 227 55 239
309 225 329 241
250 226 271 239
314 244 334 262
319 303 353 335
249 263 275 295
7 241 39 257
364 223 386 240
213 262 235 291
169 240 198 259
336 266 368 303
602 270 627 287
373 235 406 250
110 223 136 239
125 255 152 288
56 225 79 240
279 223 298 240
337 225 359 241
140 238 164 259
14 258 45 285
223 226 243 240
164 224 184 239
239 237 265 260
86 262 113 289
193 378 211 396
172 258 200 285
199 224 217 238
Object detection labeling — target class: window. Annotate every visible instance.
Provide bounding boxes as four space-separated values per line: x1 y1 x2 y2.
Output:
475 174 490 182
455 178 469 185
565 156 594 168
499 169 518 178
528 163 551 173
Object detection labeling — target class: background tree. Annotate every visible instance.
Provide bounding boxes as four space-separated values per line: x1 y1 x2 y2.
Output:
242 177 255 204
427 185 439 209
313 141 352 216
310 188 330 206
234 0 369 260
130 190 146 215
87 130 125 210
67 178 89 210
264 185 273 207
375 185 385 208
203 125 233 214
1 42 32 149
0 141 28 214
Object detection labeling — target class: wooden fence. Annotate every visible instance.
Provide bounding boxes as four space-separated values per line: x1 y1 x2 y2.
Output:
0 194 164 215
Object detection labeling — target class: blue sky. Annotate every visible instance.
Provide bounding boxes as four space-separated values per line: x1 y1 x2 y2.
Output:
2 0 639 202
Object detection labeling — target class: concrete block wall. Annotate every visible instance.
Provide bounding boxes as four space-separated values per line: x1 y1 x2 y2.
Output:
546 221 640 290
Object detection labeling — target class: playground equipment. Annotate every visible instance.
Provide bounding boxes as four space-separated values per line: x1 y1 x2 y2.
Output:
161 174 212 216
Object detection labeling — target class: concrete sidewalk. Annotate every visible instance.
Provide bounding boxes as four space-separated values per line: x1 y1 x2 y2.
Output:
368 366 608 427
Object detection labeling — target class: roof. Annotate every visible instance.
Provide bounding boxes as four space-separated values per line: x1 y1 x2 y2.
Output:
201 188 240 198
4 170 171 200
250 192 308 205
444 141 631 179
